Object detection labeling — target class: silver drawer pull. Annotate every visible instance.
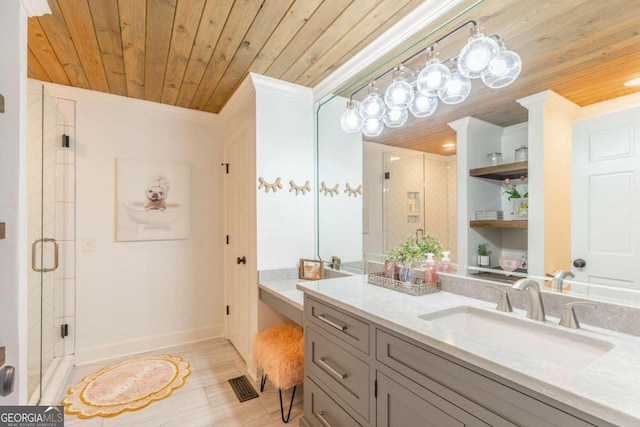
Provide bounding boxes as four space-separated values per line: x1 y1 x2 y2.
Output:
316 411 332 427
318 357 348 380
317 314 347 331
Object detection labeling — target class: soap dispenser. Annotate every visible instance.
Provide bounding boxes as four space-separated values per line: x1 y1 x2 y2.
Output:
423 253 438 284
438 251 453 273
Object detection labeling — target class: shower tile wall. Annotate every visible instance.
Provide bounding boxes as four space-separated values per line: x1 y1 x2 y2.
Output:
26 87 76 400
384 155 424 249
384 153 457 261
424 156 457 262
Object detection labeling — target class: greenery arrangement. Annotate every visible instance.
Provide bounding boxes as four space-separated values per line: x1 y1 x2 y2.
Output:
477 243 492 256
387 234 443 263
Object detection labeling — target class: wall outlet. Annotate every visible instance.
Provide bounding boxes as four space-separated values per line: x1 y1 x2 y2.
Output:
82 238 95 252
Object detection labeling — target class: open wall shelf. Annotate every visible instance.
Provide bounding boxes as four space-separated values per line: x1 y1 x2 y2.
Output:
469 161 528 180
470 220 527 229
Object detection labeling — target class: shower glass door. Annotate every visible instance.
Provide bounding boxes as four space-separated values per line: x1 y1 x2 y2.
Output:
27 84 76 403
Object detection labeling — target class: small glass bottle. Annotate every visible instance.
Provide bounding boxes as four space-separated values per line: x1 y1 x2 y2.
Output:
423 253 438 284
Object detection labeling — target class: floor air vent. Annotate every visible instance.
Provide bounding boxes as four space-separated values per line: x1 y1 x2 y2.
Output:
228 375 259 402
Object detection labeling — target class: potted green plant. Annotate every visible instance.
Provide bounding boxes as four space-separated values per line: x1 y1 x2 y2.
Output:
477 243 492 267
386 234 443 282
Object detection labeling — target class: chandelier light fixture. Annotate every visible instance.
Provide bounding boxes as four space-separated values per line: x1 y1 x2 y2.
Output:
340 20 522 136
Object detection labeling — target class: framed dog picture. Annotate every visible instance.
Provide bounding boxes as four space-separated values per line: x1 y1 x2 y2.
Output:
299 259 324 280
115 159 191 242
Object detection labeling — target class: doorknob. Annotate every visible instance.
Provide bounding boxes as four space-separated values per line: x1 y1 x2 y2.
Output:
573 258 587 268
237 256 246 265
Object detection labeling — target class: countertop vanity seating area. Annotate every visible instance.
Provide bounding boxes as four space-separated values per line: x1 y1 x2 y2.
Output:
286 274 640 427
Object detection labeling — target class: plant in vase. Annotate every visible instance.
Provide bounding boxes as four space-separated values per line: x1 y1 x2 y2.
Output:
502 176 528 219
477 243 492 267
386 234 443 282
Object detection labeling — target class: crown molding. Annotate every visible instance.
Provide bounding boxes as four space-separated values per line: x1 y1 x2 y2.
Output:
251 73 312 102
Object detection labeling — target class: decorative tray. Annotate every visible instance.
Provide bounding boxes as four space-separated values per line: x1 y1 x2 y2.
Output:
367 271 439 296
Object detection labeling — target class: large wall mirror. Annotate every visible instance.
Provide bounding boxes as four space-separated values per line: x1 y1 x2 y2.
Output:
316 0 640 305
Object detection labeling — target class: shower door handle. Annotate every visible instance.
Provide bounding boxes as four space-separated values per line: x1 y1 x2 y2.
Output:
31 237 59 273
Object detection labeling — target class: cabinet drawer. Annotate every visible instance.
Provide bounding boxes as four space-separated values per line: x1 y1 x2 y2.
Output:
376 329 604 427
307 326 370 420
377 371 488 427
306 295 369 354
304 375 362 427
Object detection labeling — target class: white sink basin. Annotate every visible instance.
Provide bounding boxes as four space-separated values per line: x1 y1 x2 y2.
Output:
419 306 614 369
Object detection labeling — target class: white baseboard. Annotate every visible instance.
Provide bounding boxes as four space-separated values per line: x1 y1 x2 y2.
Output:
74 324 223 366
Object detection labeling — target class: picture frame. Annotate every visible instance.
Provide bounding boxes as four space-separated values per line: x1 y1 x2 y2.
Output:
299 259 324 280
115 159 191 242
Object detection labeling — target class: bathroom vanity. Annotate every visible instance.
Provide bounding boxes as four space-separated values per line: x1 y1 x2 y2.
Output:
297 275 640 427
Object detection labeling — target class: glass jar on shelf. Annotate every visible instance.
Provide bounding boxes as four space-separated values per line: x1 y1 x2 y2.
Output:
487 152 502 165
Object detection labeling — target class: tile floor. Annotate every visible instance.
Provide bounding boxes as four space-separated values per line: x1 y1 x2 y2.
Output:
59 338 303 426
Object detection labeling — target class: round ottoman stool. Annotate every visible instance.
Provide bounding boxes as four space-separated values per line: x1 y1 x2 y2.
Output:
252 324 304 423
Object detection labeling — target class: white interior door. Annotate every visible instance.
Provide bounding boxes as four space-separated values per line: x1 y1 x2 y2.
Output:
572 106 640 289
224 129 250 359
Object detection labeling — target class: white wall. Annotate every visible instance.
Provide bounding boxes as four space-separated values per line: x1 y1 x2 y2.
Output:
43 83 224 364
0 0 28 405
254 75 316 270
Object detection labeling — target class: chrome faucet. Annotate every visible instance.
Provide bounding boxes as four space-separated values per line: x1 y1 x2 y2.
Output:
512 279 546 321
551 270 575 292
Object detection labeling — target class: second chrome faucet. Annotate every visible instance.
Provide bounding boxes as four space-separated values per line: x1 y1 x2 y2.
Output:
512 279 546 321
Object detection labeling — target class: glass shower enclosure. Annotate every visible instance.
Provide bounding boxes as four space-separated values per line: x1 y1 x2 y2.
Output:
27 83 76 404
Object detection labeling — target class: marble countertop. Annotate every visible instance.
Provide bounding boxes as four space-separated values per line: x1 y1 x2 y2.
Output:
258 278 304 310
297 275 640 426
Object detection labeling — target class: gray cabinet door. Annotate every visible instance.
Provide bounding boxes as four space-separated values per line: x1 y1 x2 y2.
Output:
376 371 488 427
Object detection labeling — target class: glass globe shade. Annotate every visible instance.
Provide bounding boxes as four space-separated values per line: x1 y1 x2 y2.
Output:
409 92 438 118
359 91 385 120
439 70 471 104
383 108 408 128
362 118 384 137
458 29 500 79
384 74 414 110
340 100 363 133
481 49 522 88
416 60 451 95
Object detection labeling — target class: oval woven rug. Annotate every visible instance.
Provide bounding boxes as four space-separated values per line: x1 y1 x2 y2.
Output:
62 354 190 419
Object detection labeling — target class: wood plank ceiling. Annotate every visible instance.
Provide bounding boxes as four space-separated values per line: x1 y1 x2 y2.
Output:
27 0 640 155
27 0 424 113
